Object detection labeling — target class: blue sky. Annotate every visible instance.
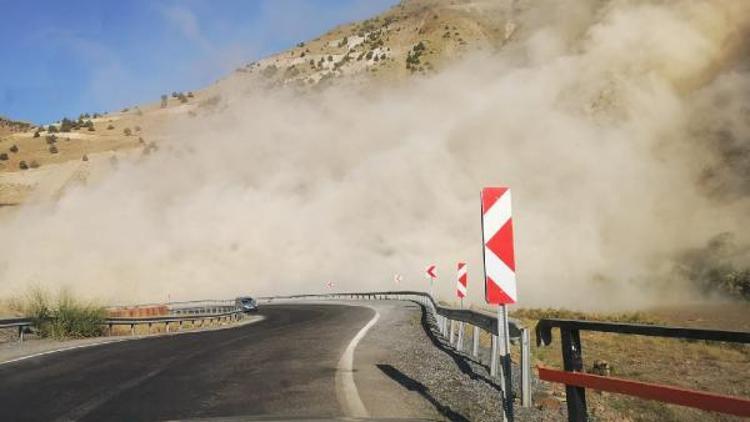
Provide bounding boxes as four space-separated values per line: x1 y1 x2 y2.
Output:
0 0 398 124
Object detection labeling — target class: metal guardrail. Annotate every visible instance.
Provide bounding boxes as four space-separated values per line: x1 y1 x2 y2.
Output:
536 318 750 420
261 290 532 410
0 310 245 342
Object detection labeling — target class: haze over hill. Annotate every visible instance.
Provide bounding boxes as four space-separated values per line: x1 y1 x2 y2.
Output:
0 0 749 310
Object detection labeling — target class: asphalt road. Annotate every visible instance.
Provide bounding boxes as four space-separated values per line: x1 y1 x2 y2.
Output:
0 304 376 422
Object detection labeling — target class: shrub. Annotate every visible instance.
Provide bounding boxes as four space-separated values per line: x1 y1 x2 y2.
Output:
9 144 18 153
23 287 106 339
187 91 194 98
123 127 132 136
46 135 57 144
177 93 188 104
161 94 168 108
38 125 46 132
49 145 58 154
82 154 88 161
0 153 8 161
121 107 129 112
33 131 40 138
107 124 115 130
19 160 28 170
29 160 40 169
261 65 278 78
60 118 74 132
48 125 58 133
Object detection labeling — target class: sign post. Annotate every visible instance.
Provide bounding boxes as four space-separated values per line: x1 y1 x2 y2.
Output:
425 264 437 299
456 262 467 351
481 187 517 422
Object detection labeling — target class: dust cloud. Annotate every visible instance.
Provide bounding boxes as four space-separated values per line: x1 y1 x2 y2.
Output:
1 0 750 310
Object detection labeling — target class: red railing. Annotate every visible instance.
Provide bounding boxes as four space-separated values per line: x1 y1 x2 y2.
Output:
535 319 750 421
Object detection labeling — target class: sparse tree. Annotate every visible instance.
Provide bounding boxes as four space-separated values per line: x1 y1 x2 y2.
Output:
60 118 74 132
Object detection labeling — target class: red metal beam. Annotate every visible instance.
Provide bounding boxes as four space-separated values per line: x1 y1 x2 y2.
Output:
538 366 750 417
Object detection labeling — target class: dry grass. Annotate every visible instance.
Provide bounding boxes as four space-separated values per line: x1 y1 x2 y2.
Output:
15 287 107 339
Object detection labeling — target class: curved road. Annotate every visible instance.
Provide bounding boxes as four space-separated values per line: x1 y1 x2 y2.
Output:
0 304 377 422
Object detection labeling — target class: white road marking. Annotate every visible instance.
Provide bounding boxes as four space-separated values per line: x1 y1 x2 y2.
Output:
335 309 380 418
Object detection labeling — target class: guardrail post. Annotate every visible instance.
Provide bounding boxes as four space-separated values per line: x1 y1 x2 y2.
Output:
473 326 480 357
490 334 498 377
561 328 587 421
107 323 113 337
520 327 531 407
449 320 456 346
166 322 170 333
130 324 135 336
18 325 24 342
457 321 465 352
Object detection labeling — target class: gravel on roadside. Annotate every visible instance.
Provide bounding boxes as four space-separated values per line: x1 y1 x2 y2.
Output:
357 299 565 421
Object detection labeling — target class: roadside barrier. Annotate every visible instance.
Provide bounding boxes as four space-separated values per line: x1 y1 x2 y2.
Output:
536 318 750 420
0 309 245 341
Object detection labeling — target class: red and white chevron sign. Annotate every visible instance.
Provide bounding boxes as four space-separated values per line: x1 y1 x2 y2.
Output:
425 264 437 279
456 262 467 298
481 187 517 304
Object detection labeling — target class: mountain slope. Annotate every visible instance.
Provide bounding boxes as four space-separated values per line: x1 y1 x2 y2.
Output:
0 0 517 204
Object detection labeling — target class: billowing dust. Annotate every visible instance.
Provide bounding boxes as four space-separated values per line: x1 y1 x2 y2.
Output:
1 0 749 310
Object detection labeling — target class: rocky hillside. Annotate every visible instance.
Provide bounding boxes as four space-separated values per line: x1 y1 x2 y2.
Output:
224 0 512 88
